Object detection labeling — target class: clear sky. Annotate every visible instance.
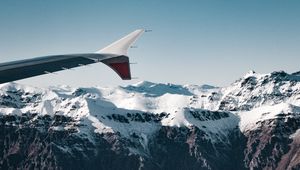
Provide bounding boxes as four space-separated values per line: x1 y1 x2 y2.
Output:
0 0 300 87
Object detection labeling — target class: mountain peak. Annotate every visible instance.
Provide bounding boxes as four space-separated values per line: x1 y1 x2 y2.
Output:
292 70 300 76
132 80 156 87
125 81 194 97
243 70 256 78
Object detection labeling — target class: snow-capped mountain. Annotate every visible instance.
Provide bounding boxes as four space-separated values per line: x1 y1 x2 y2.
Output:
1 70 300 170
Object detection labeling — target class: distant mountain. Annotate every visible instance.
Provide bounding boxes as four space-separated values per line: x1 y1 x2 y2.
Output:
1 70 300 169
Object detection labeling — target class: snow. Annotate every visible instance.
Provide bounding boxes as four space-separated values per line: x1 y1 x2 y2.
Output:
1 70 300 143
290 129 300 139
239 103 300 132
243 70 256 78
124 81 193 97
87 115 114 134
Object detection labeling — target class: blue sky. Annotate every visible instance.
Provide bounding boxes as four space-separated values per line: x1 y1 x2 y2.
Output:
0 0 300 87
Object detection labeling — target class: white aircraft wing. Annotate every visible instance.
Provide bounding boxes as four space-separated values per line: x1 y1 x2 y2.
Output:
0 29 144 84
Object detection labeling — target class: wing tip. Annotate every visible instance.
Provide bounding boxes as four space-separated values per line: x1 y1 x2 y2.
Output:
96 29 144 56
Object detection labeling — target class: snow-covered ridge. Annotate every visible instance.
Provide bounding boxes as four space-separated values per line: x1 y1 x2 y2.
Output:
0 70 300 138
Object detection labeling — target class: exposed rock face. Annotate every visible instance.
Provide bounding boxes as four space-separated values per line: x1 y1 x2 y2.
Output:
148 126 245 170
0 70 300 170
0 114 243 170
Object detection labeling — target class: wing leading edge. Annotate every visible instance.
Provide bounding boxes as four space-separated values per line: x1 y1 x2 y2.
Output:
0 29 144 84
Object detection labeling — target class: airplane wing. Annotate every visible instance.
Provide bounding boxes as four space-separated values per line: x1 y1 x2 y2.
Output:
0 29 144 84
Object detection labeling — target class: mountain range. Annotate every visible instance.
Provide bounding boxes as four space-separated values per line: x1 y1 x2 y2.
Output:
1 70 300 170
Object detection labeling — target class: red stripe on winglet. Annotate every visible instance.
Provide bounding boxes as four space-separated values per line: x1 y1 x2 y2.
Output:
109 62 131 80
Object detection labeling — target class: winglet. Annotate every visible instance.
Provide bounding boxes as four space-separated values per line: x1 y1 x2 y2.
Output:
96 29 144 56
102 56 131 80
